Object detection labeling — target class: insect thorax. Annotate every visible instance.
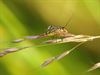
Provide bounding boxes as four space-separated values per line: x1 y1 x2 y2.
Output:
46 25 69 37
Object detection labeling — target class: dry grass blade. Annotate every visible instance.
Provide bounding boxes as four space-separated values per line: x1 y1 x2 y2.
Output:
87 62 100 72
44 35 100 44
12 34 47 43
41 42 84 67
41 35 100 68
0 34 100 68
1 35 100 58
41 57 56 68
0 46 31 57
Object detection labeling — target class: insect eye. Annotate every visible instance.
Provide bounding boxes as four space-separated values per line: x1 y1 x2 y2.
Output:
47 25 53 30
46 25 53 34
47 25 55 31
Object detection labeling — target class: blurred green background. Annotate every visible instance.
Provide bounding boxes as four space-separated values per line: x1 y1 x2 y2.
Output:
0 0 100 75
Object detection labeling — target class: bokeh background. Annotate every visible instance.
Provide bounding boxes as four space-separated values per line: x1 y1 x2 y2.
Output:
0 0 100 75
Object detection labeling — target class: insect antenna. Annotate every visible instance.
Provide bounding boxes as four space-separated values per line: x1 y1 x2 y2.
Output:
62 14 73 29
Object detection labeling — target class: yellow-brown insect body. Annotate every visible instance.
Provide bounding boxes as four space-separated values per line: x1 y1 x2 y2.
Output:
46 25 73 38
54 27 68 37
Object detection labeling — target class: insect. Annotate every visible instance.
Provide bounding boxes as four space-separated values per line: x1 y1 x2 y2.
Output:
12 25 70 43
0 18 100 73
12 17 73 43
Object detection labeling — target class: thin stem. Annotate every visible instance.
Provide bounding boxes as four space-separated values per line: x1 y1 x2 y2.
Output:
41 42 85 67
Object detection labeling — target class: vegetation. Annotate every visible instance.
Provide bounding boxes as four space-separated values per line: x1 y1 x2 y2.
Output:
0 0 100 75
